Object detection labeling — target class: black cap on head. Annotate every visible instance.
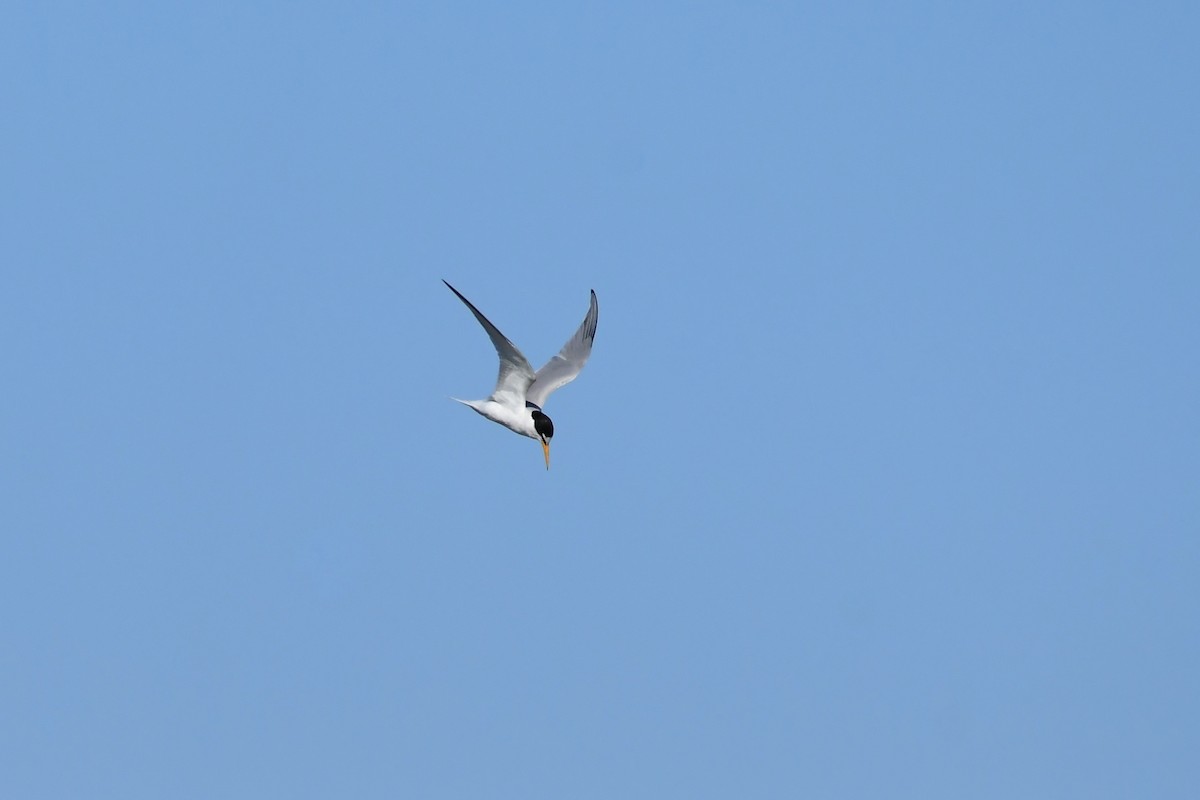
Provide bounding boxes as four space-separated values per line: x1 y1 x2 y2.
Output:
532 409 554 440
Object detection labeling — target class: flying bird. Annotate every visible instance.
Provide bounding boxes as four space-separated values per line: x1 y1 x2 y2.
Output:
443 280 599 469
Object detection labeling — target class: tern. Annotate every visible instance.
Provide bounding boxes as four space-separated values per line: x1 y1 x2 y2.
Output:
443 280 599 469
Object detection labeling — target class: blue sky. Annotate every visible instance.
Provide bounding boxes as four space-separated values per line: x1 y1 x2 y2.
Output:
3 2 1198 798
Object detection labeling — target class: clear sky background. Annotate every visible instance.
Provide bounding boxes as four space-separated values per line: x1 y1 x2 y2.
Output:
3 3 1197 798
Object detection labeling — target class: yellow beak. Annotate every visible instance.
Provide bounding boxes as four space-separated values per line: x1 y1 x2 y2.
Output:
541 439 551 470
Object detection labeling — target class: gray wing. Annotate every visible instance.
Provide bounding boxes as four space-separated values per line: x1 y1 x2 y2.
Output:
525 289 599 409
443 280 535 409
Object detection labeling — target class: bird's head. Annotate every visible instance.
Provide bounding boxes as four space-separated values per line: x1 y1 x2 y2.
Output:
531 409 554 470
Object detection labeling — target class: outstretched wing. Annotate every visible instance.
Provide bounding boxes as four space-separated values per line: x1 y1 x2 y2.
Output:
443 280 535 410
525 289 598 409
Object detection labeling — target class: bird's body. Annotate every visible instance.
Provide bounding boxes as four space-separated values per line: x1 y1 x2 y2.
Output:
454 398 540 439
443 280 598 468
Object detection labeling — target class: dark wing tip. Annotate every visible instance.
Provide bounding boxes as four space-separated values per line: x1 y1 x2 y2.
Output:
443 280 473 308
586 290 598 342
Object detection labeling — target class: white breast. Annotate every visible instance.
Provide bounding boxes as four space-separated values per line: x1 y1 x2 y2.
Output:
454 399 538 440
